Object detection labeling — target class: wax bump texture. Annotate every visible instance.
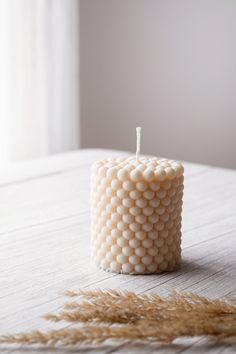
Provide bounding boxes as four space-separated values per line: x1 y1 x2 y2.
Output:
91 156 184 274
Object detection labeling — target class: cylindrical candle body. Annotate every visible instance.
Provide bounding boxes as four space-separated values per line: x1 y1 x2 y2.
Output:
91 156 184 274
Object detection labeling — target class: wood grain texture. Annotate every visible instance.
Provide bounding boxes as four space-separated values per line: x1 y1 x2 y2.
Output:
0 148 236 354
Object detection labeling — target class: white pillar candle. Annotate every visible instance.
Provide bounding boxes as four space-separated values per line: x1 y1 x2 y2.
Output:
91 128 184 274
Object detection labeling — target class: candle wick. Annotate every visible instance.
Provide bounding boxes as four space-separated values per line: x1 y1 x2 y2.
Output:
136 127 141 162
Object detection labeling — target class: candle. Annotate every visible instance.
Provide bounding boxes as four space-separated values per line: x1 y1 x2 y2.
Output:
91 128 184 274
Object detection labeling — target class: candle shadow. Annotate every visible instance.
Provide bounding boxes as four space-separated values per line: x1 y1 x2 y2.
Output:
179 257 230 277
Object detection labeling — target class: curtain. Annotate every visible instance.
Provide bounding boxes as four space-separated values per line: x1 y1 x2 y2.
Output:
0 0 80 164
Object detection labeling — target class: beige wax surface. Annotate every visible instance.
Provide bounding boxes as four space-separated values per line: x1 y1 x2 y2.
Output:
91 156 184 274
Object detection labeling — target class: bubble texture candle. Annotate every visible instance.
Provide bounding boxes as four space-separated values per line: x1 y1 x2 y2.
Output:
91 156 184 274
91 128 184 274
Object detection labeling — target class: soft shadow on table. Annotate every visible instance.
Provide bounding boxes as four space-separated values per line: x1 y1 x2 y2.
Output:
175 258 228 278
179 258 223 272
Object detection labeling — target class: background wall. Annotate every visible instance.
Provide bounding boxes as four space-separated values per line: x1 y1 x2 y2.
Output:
80 0 236 169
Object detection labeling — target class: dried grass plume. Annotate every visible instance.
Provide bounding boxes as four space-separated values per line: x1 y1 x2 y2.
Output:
1 290 236 347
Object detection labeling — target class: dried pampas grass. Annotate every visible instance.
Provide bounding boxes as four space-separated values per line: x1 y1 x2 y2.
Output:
1 290 236 347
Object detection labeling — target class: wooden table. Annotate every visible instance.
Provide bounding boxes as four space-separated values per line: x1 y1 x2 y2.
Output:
1 149 236 354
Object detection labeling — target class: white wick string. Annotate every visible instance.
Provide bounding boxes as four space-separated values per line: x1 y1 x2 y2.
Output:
136 127 141 162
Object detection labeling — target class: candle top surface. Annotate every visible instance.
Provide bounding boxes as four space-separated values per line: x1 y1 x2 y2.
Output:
92 156 184 182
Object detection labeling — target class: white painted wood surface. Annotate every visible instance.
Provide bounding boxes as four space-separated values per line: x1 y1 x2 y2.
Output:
0 148 236 354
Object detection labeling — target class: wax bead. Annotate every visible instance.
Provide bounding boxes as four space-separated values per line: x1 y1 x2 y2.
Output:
117 254 128 264
143 190 155 200
134 263 146 273
160 245 169 255
122 263 134 273
143 169 155 182
117 237 128 248
110 261 121 272
160 161 170 168
106 187 115 197
168 188 176 197
129 255 140 265
117 189 128 199
122 246 133 256
149 198 160 208
150 181 160 191
129 206 141 216
130 222 141 232
111 213 121 223
142 223 153 232
101 259 110 269
171 211 178 220
106 219 116 229
135 247 146 257
154 254 164 264
148 213 159 223
155 221 164 231
166 220 174 229
117 168 129 181
129 238 141 248
165 167 176 179
166 236 174 246
137 164 146 172
106 167 118 179
101 195 108 205
136 182 148 192
123 181 133 191
160 229 169 238
123 198 135 208
147 263 158 272
130 169 142 182
148 230 158 240
147 247 158 256
156 206 165 215
111 229 122 238
154 238 164 247
122 229 134 240
161 196 171 206
111 179 121 190
136 198 147 208
135 214 147 224
157 189 167 199
160 213 169 222
111 196 121 206
135 230 146 240
166 204 175 213
99 166 108 176
155 167 166 181
106 252 116 262
106 236 114 246
162 180 172 190
111 245 122 255
147 162 156 169
142 255 152 265
129 190 142 200
117 205 128 215
122 214 134 224
142 238 153 248
117 221 128 231
143 207 154 216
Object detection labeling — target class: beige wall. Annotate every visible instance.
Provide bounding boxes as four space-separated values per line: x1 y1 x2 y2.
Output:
80 0 236 169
